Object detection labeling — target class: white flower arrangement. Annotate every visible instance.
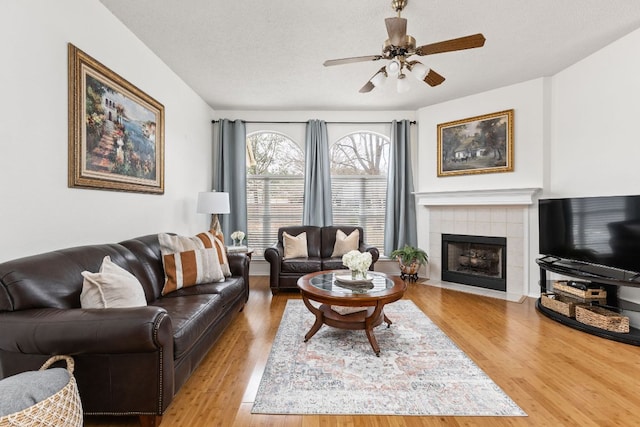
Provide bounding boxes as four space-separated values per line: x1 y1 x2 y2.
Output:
341 250 372 273
230 230 245 242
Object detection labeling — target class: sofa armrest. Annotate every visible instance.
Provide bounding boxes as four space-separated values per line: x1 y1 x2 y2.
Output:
0 306 172 355
227 253 250 301
360 244 380 269
264 244 284 290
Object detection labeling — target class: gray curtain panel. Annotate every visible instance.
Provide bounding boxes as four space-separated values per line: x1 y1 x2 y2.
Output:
302 120 333 226
384 120 417 255
214 119 247 245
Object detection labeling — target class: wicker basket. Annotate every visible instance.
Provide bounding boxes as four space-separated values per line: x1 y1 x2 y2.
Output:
575 305 630 333
553 281 607 299
540 292 586 317
0 356 83 427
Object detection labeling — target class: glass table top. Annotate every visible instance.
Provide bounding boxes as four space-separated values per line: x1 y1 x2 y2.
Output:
308 272 393 295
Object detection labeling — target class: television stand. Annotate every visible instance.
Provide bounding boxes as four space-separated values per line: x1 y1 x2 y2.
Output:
536 257 640 346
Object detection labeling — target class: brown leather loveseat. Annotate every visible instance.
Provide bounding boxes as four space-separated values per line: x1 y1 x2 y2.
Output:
0 233 249 426
264 225 379 295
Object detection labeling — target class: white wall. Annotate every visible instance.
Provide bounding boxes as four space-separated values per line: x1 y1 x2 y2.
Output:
0 0 216 262
551 28 640 309
550 29 640 198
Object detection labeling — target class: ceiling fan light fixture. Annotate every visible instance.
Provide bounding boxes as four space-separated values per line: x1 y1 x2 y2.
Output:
409 61 429 81
370 70 387 87
396 73 411 93
386 59 401 76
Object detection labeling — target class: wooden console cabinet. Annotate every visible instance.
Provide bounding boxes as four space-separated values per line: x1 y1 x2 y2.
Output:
536 256 640 346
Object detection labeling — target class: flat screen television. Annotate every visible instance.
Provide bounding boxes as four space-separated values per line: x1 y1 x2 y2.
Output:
538 194 640 276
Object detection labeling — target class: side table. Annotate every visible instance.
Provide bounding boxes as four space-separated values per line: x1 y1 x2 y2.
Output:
226 246 254 260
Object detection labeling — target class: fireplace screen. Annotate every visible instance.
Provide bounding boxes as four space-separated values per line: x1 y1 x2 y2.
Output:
441 234 507 291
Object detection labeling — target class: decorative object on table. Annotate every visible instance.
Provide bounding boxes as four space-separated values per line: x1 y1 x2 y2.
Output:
437 109 513 177
341 250 373 280
230 230 246 247
252 299 526 416
333 279 375 293
196 191 230 241
390 245 428 281
68 43 165 194
0 355 83 427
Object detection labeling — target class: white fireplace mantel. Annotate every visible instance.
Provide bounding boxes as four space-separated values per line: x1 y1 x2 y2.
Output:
415 188 541 207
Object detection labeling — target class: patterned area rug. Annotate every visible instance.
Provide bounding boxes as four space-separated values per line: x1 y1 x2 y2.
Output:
252 299 526 416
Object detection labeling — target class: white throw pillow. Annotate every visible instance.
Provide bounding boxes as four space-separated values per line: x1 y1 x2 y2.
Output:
283 231 308 259
80 256 147 308
331 229 360 257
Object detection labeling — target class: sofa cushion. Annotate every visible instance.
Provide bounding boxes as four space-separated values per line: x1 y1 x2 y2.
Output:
281 258 322 274
161 248 224 296
152 294 225 360
163 277 245 306
322 258 349 271
80 256 147 309
159 231 231 277
283 231 308 259
331 229 359 257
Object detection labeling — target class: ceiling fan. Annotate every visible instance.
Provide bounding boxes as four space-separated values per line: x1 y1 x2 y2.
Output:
323 0 486 93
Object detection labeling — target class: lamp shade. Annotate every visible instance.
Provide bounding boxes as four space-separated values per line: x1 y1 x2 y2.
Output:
197 191 230 214
397 74 411 93
370 70 387 87
386 59 401 75
410 62 429 81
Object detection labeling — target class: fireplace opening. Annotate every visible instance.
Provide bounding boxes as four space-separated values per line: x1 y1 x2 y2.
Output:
441 234 507 291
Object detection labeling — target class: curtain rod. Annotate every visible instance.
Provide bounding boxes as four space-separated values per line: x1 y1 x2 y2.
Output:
211 119 416 125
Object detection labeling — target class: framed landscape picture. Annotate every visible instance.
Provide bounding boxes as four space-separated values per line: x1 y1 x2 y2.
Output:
437 109 513 177
68 43 164 194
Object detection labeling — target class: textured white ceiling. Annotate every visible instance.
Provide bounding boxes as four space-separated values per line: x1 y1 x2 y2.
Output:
99 0 640 111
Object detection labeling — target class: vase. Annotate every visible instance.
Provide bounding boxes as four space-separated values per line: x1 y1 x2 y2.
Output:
351 269 367 280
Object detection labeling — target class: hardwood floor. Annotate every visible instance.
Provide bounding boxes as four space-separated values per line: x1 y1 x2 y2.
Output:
86 276 640 427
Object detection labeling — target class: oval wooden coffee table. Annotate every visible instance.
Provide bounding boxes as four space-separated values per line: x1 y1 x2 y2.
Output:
297 270 407 356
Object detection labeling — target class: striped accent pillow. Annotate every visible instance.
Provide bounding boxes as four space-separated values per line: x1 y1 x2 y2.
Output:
159 232 231 277
161 248 224 295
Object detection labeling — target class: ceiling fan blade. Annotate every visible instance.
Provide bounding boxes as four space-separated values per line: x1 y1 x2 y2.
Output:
423 69 445 87
323 55 383 66
359 81 375 93
416 33 486 56
359 66 387 93
385 17 407 46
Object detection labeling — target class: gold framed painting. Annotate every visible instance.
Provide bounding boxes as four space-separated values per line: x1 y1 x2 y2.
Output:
68 43 164 194
437 109 513 177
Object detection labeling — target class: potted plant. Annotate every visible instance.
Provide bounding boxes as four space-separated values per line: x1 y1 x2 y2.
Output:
390 245 428 281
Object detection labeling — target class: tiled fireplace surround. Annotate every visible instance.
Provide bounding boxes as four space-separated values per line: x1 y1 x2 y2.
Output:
417 188 540 302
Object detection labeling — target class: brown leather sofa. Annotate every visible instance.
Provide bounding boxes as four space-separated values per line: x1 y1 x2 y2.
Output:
264 225 379 294
0 233 249 427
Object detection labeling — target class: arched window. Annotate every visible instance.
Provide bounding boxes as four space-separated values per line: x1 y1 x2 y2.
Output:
246 132 304 255
330 132 390 254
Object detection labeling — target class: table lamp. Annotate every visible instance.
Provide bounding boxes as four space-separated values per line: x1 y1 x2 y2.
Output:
197 191 230 240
